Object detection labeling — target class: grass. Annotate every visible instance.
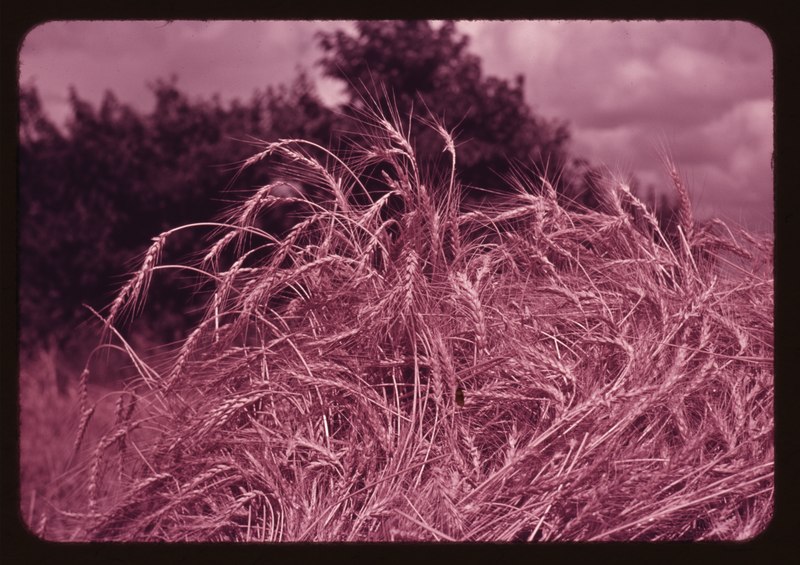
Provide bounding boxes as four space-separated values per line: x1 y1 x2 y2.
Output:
32 101 773 541
19 341 124 538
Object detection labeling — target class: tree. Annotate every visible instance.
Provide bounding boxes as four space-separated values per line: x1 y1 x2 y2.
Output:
19 85 74 351
19 76 342 364
316 21 575 194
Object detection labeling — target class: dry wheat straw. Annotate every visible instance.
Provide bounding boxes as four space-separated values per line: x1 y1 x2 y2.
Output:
68 100 773 543
106 232 167 330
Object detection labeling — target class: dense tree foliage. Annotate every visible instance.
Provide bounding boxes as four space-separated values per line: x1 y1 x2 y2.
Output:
19 20 677 360
316 21 576 194
19 76 335 351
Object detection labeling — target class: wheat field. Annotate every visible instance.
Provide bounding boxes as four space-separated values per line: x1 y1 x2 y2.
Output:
31 102 773 542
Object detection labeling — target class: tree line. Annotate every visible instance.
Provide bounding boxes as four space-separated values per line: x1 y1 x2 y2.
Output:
19 20 680 358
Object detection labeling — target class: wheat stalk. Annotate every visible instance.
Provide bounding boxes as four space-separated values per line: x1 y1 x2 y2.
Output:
61 100 773 543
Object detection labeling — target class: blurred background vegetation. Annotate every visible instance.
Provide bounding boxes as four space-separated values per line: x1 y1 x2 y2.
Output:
19 20 680 389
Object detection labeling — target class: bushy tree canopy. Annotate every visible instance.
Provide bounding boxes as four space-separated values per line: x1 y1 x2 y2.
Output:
316 21 573 192
19 20 677 356
18 77 334 349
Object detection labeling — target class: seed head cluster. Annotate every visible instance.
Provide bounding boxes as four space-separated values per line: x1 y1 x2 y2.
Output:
59 102 772 542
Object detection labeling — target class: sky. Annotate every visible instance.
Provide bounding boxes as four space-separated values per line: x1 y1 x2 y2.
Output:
19 20 773 232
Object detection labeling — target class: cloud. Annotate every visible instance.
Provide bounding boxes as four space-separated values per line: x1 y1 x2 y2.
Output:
20 21 351 122
459 20 772 230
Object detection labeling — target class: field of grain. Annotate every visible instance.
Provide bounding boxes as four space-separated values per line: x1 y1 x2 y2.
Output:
25 103 773 542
